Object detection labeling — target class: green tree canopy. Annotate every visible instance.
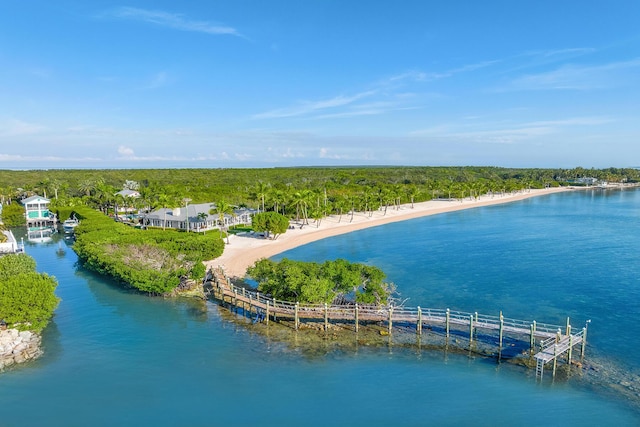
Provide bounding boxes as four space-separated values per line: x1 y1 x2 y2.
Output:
0 253 37 279
246 258 395 305
251 211 290 239
0 254 59 332
1 203 26 228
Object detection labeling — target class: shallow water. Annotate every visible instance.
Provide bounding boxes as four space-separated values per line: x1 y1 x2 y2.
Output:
1 188 639 426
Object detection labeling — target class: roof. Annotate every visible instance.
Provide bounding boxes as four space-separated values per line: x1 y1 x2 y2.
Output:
115 189 140 198
22 195 50 204
143 202 257 222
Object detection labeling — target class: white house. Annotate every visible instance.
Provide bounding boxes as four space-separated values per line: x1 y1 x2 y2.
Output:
140 203 256 232
22 195 56 228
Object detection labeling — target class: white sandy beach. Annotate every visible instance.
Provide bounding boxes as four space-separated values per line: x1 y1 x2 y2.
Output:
207 187 573 278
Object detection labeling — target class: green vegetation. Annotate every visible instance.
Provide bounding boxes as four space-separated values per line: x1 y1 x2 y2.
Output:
0 203 26 228
251 212 290 239
0 166 637 299
72 207 224 295
0 167 638 222
0 254 60 332
247 258 395 305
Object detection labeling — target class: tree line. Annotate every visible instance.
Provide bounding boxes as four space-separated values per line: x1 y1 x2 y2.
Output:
1 166 637 224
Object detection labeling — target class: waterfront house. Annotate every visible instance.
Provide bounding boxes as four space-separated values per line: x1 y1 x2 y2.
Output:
22 195 56 228
140 203 256 232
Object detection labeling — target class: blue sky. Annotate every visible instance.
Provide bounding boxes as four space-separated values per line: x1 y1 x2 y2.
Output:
1 1 639 169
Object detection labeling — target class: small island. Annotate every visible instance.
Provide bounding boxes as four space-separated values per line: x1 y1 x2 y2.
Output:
0 253 59 370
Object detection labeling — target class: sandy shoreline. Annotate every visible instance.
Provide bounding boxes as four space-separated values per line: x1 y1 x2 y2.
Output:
206 187 574 278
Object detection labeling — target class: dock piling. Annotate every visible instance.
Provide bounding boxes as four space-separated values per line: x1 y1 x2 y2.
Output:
530 321 536 351
499 312 504 349
205 269 588 378
324 303 329 332
445 308 450 338
265 301 270 325
469 314 474 344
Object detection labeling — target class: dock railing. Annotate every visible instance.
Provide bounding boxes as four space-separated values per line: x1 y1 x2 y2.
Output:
207 266 587 378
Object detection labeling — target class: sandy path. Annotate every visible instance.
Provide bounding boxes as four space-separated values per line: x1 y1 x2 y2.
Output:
206 187 573 278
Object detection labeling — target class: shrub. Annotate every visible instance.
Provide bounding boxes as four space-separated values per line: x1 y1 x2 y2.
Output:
0 254 59 332
72 207 224 294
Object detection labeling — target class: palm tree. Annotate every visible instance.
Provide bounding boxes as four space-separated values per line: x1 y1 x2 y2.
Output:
114 194 127 220
291 189 312 225
251 181 270 213
93 182 115 215
36 178 50 199
333 196 348 223
309 205 324 228
271 188 286 214
78 178 99 198
196 212 208 233
391 184 403 210
406 185 420 208
210 200 235 244
50 179 62 200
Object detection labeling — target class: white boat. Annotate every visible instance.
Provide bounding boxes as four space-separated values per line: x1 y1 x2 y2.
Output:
62 217 80 233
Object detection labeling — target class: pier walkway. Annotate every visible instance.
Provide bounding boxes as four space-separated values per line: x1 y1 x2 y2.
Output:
206 267 588 378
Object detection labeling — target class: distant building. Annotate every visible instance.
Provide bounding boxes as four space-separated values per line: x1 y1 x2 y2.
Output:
22 195 56 228
141 203 256 232
115 189 140 198
0 230 22 254
568 177 598 186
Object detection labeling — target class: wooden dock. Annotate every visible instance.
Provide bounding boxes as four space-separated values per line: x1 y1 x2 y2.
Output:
206 267 589 378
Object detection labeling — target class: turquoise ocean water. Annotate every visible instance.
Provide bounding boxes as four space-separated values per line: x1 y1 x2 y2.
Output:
1 189 639 426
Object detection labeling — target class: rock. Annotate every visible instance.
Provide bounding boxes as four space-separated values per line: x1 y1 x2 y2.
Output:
0 328 42 372
12 343 27 354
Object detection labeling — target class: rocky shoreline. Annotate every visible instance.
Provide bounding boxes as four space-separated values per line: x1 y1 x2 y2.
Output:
0 328 42 371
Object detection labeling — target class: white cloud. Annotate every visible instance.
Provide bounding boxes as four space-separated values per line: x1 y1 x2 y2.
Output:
0 119 46 136
0 153 102 162
252 59 501 123
386 60 500 84
505 58 640 91
253 91 377 119
106 7 243 37
411 116 614 144
319 147 346 159
117 145 135 157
